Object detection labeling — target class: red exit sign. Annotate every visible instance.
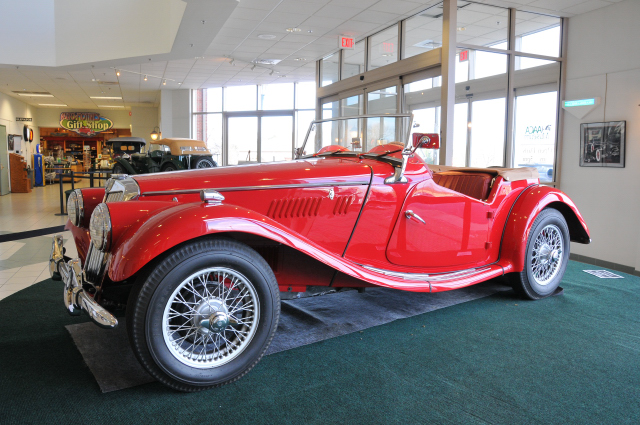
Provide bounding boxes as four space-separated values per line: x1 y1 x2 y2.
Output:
459 50 469 62
339 35 355 49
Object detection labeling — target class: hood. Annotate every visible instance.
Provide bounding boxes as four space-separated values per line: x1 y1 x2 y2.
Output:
133 157 372 195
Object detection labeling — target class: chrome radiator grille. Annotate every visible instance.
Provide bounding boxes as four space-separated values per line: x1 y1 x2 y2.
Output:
105 191 124 203
83 243 109 285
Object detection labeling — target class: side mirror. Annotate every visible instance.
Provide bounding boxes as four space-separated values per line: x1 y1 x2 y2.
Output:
412 133 440 149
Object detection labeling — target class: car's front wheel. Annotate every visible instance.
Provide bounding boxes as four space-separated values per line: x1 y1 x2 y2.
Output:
507 208 570 300
193 157 217 169
127 238 280 391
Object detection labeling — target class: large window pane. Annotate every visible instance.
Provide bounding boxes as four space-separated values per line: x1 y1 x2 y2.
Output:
192 113 222 165
452 102 469 167
343 41 365 79
369 25 398 70
321 52 339 87
403 4 443 59
516 11 561 57
261 116 293 162
470 97 505 167
193 88 222 113
228 116 257 165
296 110 315 149
259 83 293 110
410 107 439 164
514 91 557 182
224 86 256 111
295 82 315 109
367 86 397 114
474 49 508 79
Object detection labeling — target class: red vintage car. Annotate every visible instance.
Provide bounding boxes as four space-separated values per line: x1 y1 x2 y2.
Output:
50 114 590 392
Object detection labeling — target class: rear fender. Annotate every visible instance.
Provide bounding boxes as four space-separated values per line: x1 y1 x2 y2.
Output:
500 185 590 273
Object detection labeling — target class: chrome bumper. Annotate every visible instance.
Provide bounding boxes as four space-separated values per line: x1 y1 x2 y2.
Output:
49 235 118 329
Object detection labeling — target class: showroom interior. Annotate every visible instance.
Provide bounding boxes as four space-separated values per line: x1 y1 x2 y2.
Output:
0 0 638 422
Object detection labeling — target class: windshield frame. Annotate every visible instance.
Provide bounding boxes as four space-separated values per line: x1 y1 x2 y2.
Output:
296 113 414 159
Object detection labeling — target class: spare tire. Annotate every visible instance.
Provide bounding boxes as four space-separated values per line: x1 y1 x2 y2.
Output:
192 156 217 169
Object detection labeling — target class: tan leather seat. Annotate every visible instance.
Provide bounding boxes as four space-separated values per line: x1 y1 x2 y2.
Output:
432 171 494 201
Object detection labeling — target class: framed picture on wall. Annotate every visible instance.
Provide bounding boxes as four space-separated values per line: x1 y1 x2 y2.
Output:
580 121 626 167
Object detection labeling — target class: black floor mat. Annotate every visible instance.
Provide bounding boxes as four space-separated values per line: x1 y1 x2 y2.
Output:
66 281 509 393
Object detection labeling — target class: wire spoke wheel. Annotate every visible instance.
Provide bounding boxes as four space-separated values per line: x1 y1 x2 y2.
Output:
530 224 563 286
162 267 260 369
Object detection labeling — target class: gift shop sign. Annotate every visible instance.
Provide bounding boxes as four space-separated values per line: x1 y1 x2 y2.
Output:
59 112 113 136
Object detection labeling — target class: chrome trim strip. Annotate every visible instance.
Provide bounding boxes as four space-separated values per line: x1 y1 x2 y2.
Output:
361 265 491 282
141 181 370 197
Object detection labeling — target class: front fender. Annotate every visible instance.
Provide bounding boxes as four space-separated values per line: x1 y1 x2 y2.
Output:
115 158 137 175
500 185 590 273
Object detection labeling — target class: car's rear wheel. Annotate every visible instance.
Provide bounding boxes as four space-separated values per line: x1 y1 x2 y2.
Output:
162 163 177 172
126 238 280 392
193 157 216 168
507 208 570 300
112 163 126 175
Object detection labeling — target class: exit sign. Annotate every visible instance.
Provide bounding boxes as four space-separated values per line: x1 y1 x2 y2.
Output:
339 35 355 49
459 50 469 62
564 98 596 107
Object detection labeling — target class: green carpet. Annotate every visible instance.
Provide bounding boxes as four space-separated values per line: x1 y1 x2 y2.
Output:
1 261 639 424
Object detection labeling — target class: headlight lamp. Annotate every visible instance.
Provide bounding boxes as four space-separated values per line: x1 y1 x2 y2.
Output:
66 189 84 227
89 203 112 251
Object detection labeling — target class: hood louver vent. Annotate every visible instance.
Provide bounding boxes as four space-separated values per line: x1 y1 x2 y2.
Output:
267 197 322 219
333 195 355 215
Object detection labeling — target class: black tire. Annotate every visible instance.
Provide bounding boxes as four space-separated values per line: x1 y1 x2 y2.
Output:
162 163 178 172
193 156 217 169
112 163 127 175
507 208 570 300
126 238 280 392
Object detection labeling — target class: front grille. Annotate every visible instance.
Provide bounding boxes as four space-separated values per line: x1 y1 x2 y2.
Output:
105 192 124 203
83 243 109 285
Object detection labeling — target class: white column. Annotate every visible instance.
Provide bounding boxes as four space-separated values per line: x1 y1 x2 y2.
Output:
439 0 457 166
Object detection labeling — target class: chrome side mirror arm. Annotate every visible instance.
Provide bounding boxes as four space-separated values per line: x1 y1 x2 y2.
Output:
384 144 420 184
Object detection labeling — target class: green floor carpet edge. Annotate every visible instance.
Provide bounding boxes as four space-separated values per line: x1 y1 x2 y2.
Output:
0 260 639 425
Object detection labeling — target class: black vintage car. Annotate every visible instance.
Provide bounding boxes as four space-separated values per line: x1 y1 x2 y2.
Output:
110 137 217 175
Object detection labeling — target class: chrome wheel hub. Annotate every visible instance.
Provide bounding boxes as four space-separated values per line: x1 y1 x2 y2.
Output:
531 224 564 286
162 267 260 369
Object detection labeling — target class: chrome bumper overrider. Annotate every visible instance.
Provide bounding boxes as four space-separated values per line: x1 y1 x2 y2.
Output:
49 235 118 329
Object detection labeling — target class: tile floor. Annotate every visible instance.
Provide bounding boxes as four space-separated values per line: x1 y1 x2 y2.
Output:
0 181 87 300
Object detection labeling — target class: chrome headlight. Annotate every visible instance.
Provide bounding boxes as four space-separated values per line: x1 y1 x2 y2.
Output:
67 189 84 227
89 203 111 251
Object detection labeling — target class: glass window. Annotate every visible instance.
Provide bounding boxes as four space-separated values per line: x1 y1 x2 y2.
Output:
295 82 315 109
259 83 294 110
224 86 256 111
367 86 397 114
369 25 398 70
473 49 508 80
516 11 561 57
343 41 365 79
513 91 557 182
455 51 469 83
403 4 443 59
321 52 340 87
261 116 293 162
192 113 222 164
452 102 469 167
228 116 258 165
193 87 222 113
457 3 508 49
470 97 505 167
410 107 440 165
296 110 316 149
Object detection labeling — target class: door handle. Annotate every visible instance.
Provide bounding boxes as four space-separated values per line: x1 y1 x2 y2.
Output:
405 210 426 224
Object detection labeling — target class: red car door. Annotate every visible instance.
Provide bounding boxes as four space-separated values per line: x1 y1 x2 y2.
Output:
386 179 492 269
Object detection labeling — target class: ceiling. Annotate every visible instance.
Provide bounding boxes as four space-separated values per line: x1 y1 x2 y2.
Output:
0 0 624 110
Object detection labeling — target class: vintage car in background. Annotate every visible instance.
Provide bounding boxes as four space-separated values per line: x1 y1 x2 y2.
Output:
50 114 590 392
111 138 217 175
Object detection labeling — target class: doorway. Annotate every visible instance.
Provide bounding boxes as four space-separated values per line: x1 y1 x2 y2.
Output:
225 112 294 166
0 125 8 195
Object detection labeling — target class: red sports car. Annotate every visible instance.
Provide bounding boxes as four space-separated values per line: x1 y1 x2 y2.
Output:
50 114 590 391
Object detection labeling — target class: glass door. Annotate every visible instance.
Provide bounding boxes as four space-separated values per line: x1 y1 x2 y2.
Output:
260 115 294 162
365 83 399 151
227 116 258 165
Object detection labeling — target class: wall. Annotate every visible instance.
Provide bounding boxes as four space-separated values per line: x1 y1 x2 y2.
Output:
131 107 160 143
560 0 640 274
0 91 39 179
159 89 191 139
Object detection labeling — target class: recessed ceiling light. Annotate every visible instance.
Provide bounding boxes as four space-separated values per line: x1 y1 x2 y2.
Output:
258 34 276 40
90 96 122 100
381 53 393 57
255 59 281 65
307 30 313 33
457 26 466 31
39 103 67 107
294 58 307 61
18 93 54 97
286 27 301 33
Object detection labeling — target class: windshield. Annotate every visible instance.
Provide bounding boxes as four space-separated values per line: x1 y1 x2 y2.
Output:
297 114 412 157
